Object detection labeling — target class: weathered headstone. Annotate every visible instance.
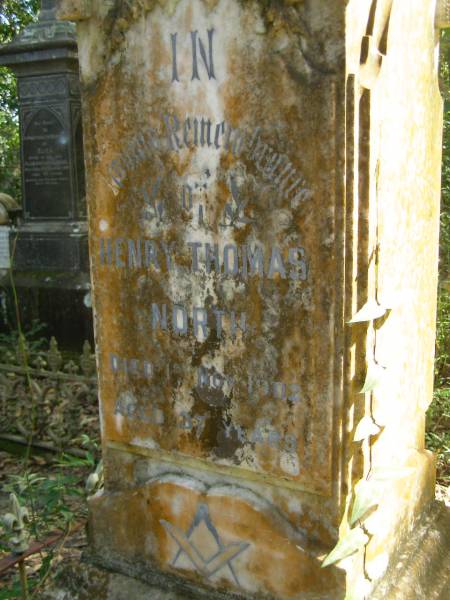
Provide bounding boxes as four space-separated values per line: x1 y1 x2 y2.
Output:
55 0 446 598
0 0 87 267
0 0 92 346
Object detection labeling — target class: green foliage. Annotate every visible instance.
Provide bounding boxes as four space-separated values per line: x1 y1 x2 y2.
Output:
0 0 39 200
0 437 98 598
0 578 25 600
350 480 380 526
0 85 21 200
321 527 369 568
0 455 92 600
434 290 450 383
3 469 81 537
427 31 450 489
0 1 40 43
426 386 450 486
359 361 386 394
0 319 47 363
2 452 94 543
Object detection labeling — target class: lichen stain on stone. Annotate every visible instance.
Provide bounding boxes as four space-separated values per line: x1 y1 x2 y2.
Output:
86 477 345 596
78 0 342 496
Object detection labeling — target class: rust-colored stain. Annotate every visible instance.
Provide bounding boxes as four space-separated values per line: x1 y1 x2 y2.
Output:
58 0 441 597
82 0 341 497
88 476 344 597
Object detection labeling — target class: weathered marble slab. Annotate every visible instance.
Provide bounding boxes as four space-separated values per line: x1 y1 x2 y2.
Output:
75 1 344 496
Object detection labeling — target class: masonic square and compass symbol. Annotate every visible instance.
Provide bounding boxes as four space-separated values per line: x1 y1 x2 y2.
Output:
160 503 250 585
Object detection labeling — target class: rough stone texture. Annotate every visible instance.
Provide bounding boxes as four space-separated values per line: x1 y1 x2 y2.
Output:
56 0 443 598
73 0 344 497
370 501 450 600
40 501 450 599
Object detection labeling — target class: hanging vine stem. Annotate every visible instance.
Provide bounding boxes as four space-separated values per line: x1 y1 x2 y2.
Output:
369 159 382 478
361 95 385 587
28 525 73 599
8 233 35 424
18 559 29 600
7 231 41 537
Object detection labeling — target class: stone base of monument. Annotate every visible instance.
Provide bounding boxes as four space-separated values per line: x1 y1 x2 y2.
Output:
40 560 190 600
41 501 450 600
369 500 450 600
0 272 93 351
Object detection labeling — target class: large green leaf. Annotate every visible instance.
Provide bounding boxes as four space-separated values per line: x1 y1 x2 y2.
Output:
349 481 381 525
353 416 381 441
321 527 369 568
348 465 416 526
349 299 388 323
360 362 386 393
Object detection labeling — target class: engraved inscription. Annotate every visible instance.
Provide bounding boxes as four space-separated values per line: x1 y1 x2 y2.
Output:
97 19 338 492
98 238 308 282
107 115 313 207
161 504 250 583
22 108 71 218
171 29 216 82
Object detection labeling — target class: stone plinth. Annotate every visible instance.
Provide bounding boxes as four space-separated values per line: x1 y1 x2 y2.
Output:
56 0 443 598
41 500 450 600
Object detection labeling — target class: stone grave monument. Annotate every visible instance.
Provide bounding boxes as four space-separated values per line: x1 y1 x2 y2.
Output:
0 0 92 346
51 0 448 598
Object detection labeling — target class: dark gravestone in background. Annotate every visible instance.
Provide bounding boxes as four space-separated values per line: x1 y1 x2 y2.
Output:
17 72 86 221
0 0 92 349
22 107 72 218
74 116 86 218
